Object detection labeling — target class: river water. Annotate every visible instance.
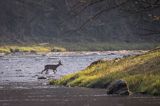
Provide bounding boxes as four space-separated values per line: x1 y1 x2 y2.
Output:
0 51 160 106
0 51 140 83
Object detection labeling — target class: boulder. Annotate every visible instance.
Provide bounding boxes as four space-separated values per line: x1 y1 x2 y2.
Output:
106 80 130 95
15 69 22 72
108 53 116 55
38 76 47 79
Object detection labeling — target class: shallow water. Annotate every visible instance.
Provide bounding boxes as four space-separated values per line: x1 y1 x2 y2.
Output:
1 51 160 106
0 51 139 83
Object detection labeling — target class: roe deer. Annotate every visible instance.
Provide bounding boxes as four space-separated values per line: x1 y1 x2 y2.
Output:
41 61 62 74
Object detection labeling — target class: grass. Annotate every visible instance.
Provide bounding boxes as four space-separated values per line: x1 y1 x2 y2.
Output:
0 42 159 52
0 45 66 53
57 42 160 51
50 48 160 96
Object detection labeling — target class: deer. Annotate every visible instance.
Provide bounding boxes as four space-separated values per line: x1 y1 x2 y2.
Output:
41 60 62 74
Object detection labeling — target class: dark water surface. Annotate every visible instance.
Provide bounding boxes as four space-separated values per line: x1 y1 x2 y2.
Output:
0 51 159 106
1 85 160 106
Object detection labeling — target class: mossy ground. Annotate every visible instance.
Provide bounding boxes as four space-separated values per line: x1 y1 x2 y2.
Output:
50 48 160 96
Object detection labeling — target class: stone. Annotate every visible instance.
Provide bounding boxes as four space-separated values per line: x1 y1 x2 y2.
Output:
38 76 47 79
0 72 4 74
106 80 130 96
15 69 22 72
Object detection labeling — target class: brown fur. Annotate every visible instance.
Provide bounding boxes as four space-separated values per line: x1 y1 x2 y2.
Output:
41 61 62 74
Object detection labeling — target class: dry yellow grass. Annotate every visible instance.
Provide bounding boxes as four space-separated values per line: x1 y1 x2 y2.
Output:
51 48 160 96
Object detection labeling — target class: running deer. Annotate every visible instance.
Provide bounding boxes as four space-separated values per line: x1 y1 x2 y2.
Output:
41 61 62 74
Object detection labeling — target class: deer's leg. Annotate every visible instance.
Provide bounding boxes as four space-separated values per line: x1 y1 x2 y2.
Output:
52 69 56 74
45 69 49 74
41 69 46 74
55 69 58 74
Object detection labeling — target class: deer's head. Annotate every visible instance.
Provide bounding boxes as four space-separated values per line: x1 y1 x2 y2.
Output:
58 60 63 66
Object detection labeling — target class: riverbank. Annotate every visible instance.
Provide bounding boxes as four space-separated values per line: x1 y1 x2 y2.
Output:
0 45 66 53
50 48 160 96
0 42 159 53
57 42 160 51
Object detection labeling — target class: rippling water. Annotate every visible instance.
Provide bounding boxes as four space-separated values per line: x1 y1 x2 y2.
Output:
0 51 160 106
0 51 141 83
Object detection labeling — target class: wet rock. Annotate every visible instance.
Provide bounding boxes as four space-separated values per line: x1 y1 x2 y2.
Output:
18 75 25 77
0 72 4 74
106 80 130 96
41 54 46 57
38 76 47 79
108 53 116 55
15 69 22 72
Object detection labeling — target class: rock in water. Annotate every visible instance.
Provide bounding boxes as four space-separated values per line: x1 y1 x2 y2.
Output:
0 72 4 74
15 69 22 72
38 76 47 79
106 80 130 95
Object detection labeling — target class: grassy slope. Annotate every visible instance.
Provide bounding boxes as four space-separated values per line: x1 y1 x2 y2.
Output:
51 48 160 96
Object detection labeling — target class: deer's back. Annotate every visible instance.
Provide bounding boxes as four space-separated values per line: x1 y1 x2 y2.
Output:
45 65 57 69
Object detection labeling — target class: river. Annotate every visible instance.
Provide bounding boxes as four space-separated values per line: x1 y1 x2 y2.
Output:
0 51 160 106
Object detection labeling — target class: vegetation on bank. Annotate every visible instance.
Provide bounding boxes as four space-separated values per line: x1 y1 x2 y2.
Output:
0 45 66 53
50 48 160 96
0 42 159 53
58 42 160 51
